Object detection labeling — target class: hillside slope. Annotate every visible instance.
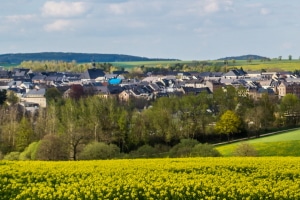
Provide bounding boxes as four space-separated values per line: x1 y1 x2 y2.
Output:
0 52 178 65
218 54 268 60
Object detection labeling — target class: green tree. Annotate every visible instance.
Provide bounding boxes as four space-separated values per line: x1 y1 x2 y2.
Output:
114 108 130 152
144 97 178 143
78 142 120 160
15 117 34 152
215 110 241 141
257 93 276 132
128 111 148 146
169 139 199 158
60 98 91 160
279 94 300 126
244 106 263 138
45 87 62 103
212 86 238 116
0 106 19 153
6 90 18 105
19 141 40 160
177 93 213 141
35 134 69 160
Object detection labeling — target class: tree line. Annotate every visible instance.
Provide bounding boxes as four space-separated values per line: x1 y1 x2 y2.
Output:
1 85 299 160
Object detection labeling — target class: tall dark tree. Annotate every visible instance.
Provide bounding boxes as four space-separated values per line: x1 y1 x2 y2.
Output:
0 90 7 105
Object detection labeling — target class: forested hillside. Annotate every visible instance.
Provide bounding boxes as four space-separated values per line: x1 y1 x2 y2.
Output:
0 52 178 65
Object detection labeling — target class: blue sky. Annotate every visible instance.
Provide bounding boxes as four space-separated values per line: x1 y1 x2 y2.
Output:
0 0 299 60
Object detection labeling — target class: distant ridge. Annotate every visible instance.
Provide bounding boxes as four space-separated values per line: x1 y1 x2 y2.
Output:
0 52 179 65
218 54 268 60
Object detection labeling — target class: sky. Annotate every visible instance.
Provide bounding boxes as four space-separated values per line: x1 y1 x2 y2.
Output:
0 0 300 60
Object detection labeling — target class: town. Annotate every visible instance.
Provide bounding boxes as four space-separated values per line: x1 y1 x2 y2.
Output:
0 64 298 111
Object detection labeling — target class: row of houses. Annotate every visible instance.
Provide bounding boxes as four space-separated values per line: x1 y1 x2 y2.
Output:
1 66 300 111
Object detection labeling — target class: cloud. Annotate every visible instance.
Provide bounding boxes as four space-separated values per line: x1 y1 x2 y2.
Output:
5 14 36 23
107 1 164 16
42 1 89 17
108 3 128 15
180 0 234 17
203 0 220 13
260 8 270 15
44 19 73 32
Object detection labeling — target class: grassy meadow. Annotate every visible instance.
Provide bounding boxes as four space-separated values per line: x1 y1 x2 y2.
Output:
110 59 300 71
215 129 300 156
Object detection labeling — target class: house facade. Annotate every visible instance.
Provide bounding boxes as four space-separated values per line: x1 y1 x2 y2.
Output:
278 81 300 99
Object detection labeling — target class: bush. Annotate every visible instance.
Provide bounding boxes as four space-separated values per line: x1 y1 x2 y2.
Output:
3 152 20 160
79 142 120 160
233 143 258 157
129 145 158 158
169 139 199 158
191 143 221 157
35 134 69 161
19 141 40 160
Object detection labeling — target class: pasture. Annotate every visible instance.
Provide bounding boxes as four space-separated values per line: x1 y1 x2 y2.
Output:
111 59 300 72
215 129 300 156
1 157 300 199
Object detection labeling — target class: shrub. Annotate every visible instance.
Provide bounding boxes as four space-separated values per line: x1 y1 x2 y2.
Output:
79 142 120 160
169 139 199 158
129 145 158 158
3 152 20 160
19 141 40 160
191 143 221 157
35 134 69 161
233 143 258 157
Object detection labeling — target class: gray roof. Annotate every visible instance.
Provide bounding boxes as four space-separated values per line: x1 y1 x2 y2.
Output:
23 88 46 97
32 74 47 81
80 68 105 79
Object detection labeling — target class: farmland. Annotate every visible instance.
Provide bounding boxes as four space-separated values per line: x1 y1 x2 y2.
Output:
3 58 300 72
1 157 300 199
111 59 300 71
215 129 300 156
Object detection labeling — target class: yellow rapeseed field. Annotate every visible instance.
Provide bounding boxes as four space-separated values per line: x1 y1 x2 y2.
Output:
1 157 300 199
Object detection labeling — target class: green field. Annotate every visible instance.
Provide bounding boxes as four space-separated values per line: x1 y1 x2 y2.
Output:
4 58 300 72
231 59 300 71
215 129 300 156
110 59 300 71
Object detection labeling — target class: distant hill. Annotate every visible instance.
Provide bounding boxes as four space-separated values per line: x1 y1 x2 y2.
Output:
0 52 179 65
218 54 268 60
